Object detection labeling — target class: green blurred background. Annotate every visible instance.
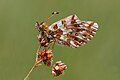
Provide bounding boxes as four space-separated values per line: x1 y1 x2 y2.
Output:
0 0 120 80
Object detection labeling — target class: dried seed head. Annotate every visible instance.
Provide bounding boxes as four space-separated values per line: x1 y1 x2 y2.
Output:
52 61 67 77
38 49 53 66
38 37 49 47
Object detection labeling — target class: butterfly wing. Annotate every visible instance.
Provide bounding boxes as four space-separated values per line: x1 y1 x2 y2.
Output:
48 15 99 48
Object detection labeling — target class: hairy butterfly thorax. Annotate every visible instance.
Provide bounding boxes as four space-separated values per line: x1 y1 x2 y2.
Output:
35 21 55 47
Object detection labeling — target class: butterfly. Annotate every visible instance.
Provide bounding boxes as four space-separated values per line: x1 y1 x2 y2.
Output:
35 12 98 49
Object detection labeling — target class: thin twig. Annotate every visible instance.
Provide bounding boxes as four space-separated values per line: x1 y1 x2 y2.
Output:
24 45 41 80
52 42 55 53
24 64 36 80
36 45 41 62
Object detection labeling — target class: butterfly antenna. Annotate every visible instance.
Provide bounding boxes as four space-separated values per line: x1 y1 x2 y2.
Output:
43 12 59 23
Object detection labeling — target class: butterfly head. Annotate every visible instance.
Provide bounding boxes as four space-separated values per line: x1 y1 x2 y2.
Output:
35 22 46 32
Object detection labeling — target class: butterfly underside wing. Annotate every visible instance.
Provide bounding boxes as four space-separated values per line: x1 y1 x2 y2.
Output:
48 15 98 48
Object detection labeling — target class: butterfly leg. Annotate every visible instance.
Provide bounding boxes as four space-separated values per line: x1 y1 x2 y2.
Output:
47 43 53 50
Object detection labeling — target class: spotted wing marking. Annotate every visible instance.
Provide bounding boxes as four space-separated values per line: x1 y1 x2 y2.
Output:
48 15 99 48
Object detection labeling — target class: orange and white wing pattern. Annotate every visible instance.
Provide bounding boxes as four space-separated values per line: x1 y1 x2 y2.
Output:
48 15 99 48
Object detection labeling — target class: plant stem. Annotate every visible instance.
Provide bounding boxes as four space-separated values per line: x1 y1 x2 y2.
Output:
36 45 41 62
24 45 41 80
24 64 36 80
